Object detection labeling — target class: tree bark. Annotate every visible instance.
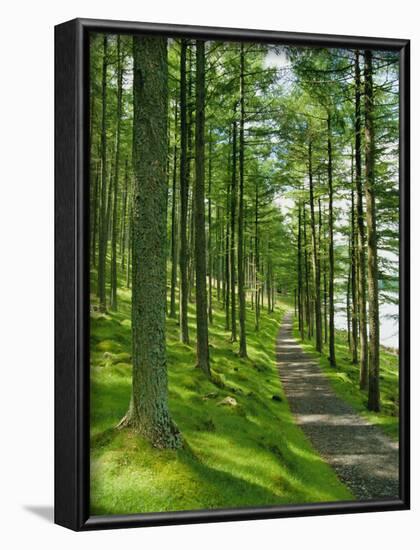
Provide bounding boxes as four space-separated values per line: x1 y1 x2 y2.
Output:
355 50 368 388
254 181 260 331
194 40 211 376
303 204 311 339
238 44 247 357
327 113 336 367
97 35 108 311
121 35 181 449
364 50 380 412
169 95 179 319
350 169 358 363
225 186 231 331
230 112 238 343
179 40 190 344
297 202 304 339
207 137 213 324
120 159 129 273
91 160 100 268
110 35 123 311
308 140 322 351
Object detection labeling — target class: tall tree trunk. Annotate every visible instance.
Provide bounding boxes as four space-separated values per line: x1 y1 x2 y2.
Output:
303 204 311 339
230 113 238 343
254 181 260 331
187 48 195 304
355 50 368 388
179 40 189 344
120 159 129 272
297 202 304 339
126 203 132 289
346 267 351 350
327 113 336 366
350 170 358 363
207 137 213 324
216 205 222 302
91 161 100 268
238 44 247 357
308 140 322 351
322 204 328 345
169 95 179 319
364 50 380 412
225 188 231 331
110 35 123 311
97 35 108 311
194 40 211 376
120 35 181 449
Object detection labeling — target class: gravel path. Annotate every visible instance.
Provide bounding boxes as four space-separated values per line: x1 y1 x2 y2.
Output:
276 311 399 500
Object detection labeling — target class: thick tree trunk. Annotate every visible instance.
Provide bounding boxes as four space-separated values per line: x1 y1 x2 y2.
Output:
355 50 368 388
179 40 190 344
327 113 336 367
308 140 322 351
121 35 181 449
194 40 211 376
238 44 247 357
364 50 380 412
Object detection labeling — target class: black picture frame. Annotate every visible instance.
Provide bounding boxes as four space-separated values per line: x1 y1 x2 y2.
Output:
55 17 410 531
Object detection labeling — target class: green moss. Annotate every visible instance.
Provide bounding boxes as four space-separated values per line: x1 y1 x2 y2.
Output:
90 287 353 515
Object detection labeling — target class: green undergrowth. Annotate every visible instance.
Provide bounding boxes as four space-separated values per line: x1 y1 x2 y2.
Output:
90 284 353 516
293 320 399 440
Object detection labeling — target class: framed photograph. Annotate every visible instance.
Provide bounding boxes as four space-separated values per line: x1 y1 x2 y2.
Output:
55 18 410 531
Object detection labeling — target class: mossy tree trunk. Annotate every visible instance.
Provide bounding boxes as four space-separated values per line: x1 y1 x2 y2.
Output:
121 35 182 449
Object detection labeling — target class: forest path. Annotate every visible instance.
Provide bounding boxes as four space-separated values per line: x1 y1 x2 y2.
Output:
276 311 399 500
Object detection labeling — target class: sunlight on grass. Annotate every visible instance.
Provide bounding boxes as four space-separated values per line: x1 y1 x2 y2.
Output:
90 281 353 516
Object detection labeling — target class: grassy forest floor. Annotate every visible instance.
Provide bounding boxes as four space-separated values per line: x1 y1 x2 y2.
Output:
90 285 353 515
293 322 399 440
